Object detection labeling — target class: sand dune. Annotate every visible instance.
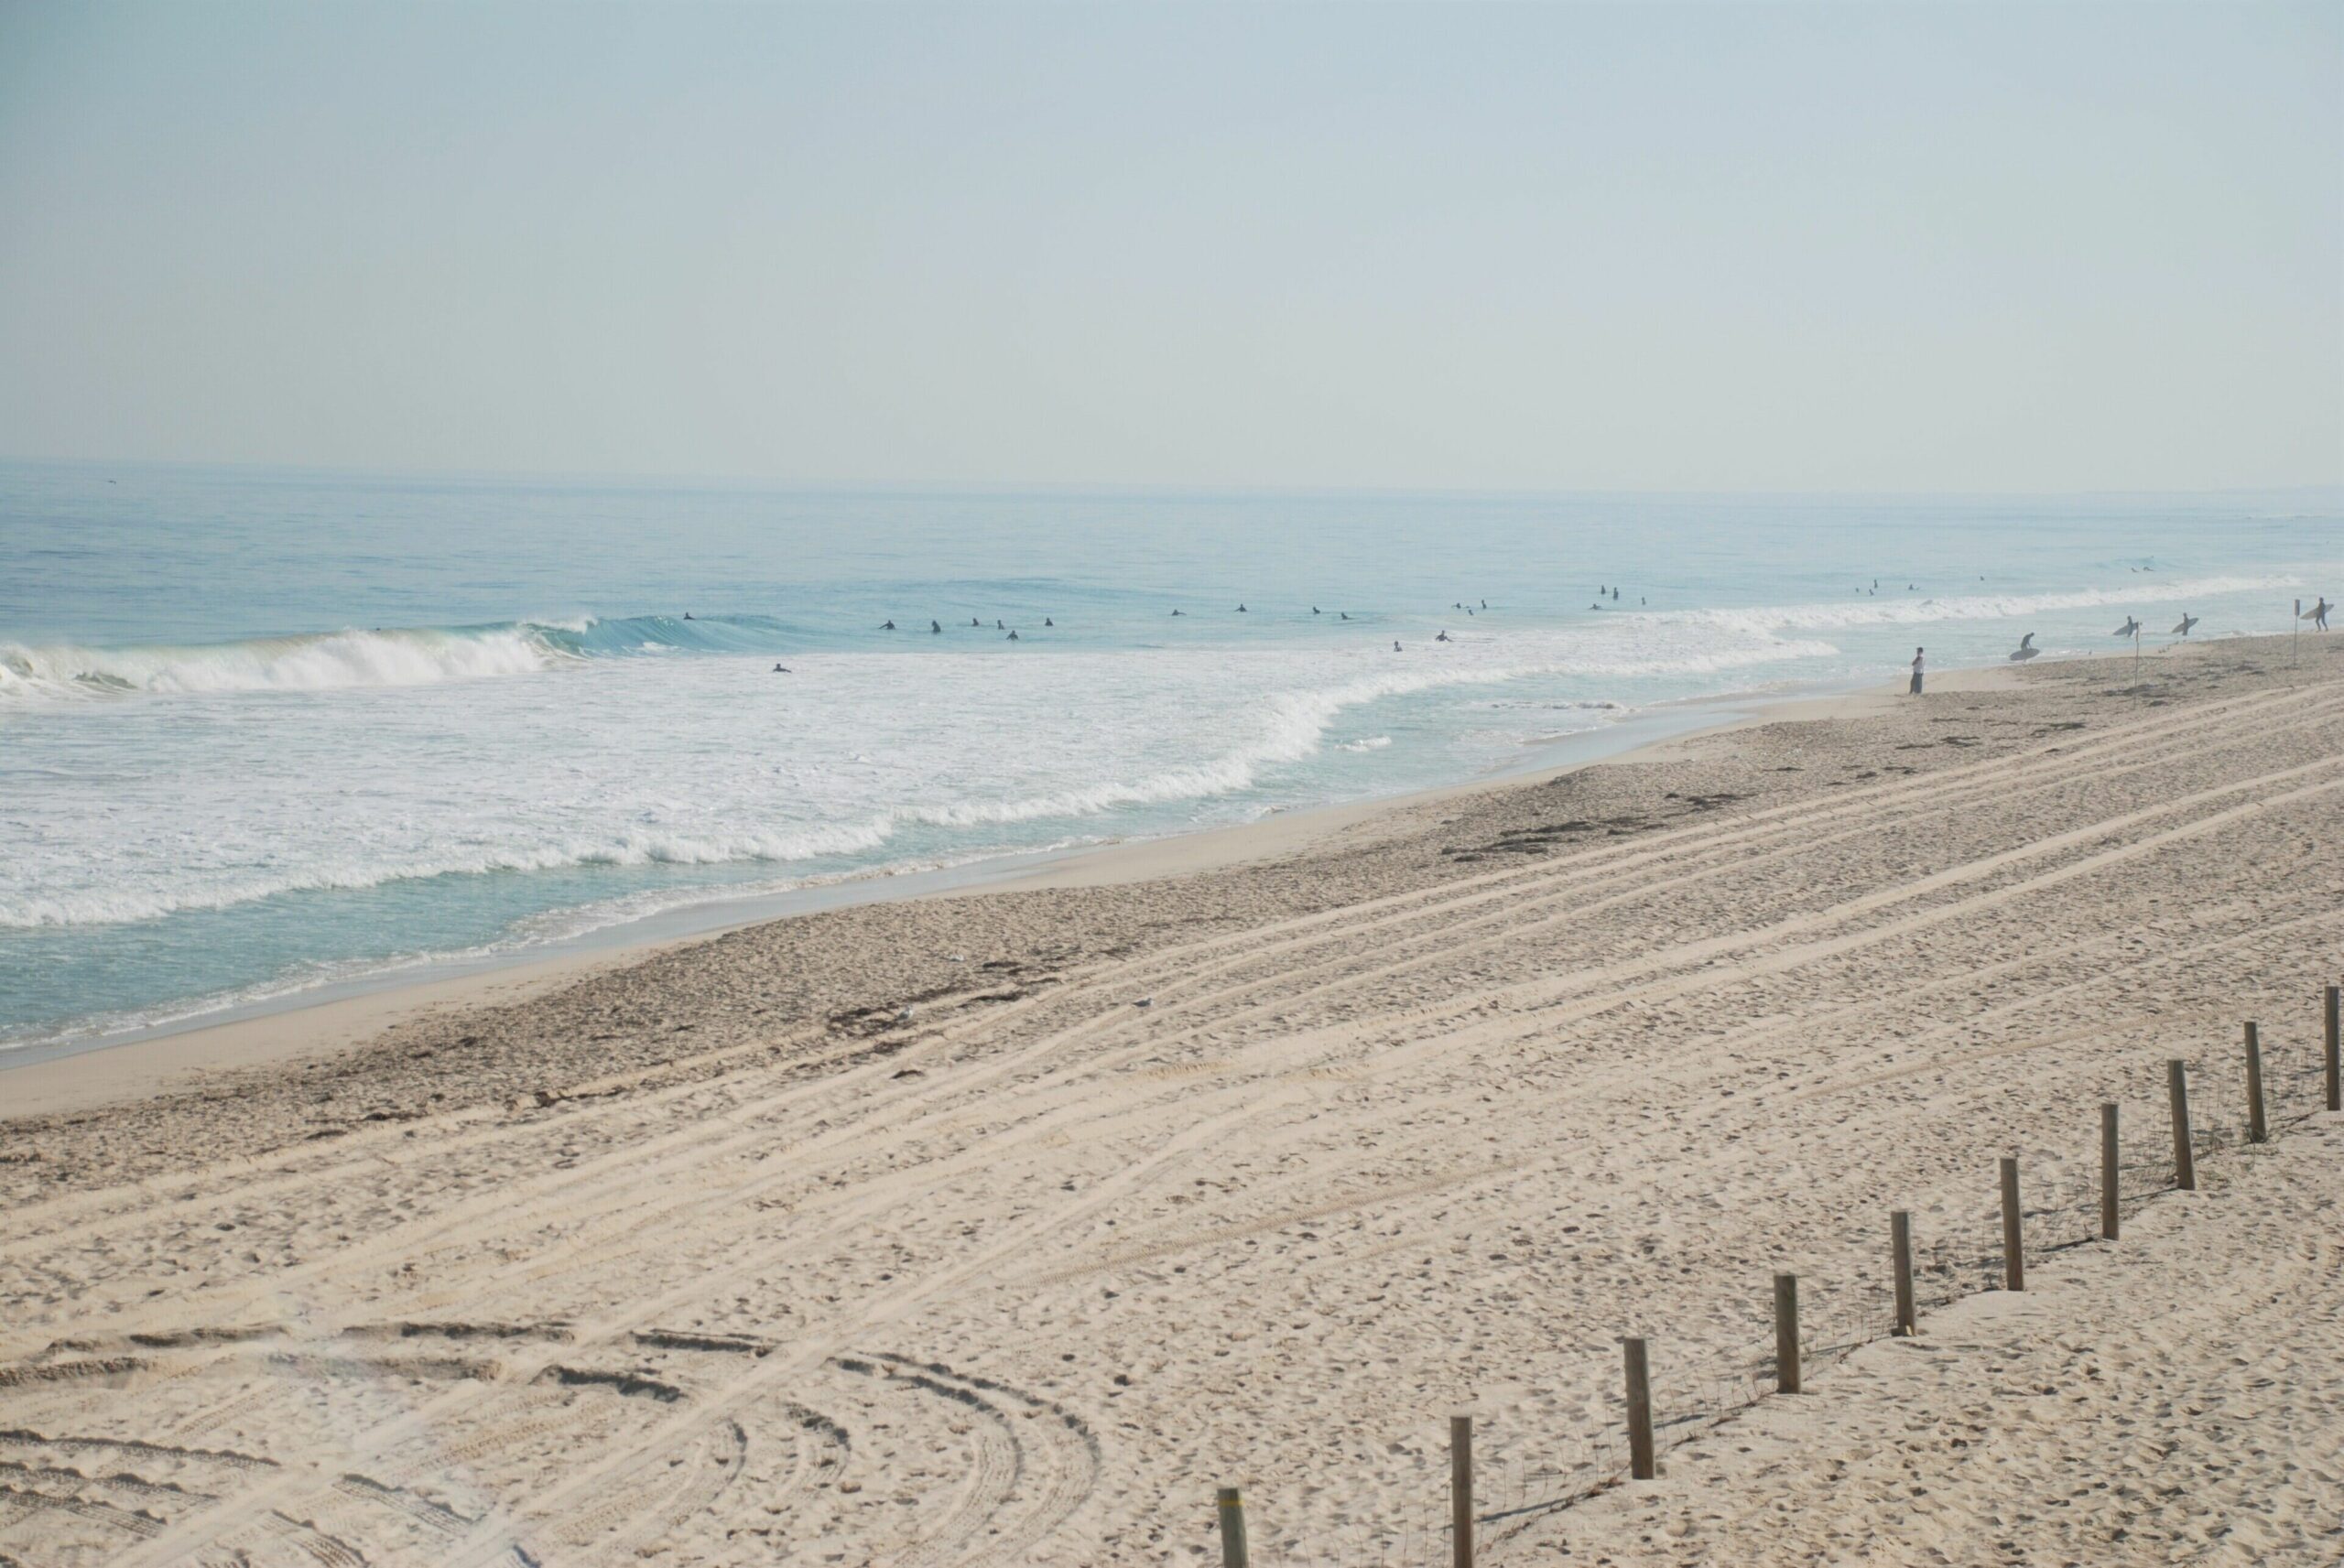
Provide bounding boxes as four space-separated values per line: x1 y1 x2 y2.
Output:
2 633 2339 1566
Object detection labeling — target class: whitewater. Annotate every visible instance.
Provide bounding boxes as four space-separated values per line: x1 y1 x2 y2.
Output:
1 461 2333 1053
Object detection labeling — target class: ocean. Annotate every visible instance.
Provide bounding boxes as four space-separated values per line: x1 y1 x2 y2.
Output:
1 461 2332 1055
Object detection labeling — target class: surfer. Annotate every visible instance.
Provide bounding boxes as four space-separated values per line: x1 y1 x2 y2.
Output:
1238 603 1247 612
931 621 941 633
1171 608 1185 616
2010 633 2038 662
2172 614 2198 637
1007 630 1020 641
1044 617 1055 627
2307 597 2332 631
1435 630 1451 643
881 620 895 630
1313 606 1321 614
1339 611 1350 621
1909 647 1926 696
2114 616 2142 638
772 663 791 673
1393 640 1403 652
970 617 981 627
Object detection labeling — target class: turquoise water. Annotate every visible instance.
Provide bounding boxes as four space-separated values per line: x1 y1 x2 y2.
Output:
1 460 2332 1052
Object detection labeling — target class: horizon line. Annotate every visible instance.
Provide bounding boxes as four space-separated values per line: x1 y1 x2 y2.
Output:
4 452 2340 506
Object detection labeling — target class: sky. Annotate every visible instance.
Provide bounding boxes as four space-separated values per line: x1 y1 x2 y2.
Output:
0 1 2338 492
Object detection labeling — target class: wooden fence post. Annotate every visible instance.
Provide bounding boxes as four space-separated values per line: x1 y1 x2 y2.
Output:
1773 1273 1801 1393
2244 1022 2268 1143
2327 984 2341 1113
2168 1059 2196 1191
1623 1338 1655 1481
1999 1157 2024 1292
1450 1415 1472 1568
1891 1211 1916 1336
2100 1103 2120 1240
1216 1487 1248 1568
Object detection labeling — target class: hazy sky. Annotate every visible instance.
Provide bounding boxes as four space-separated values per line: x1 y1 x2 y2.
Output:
2 2 2338 492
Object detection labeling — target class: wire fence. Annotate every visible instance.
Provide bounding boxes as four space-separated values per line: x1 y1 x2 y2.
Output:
1219 998 2341 1567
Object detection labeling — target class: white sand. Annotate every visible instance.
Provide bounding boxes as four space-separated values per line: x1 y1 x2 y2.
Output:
1530 1118 2344 1566
1 634 2339 1566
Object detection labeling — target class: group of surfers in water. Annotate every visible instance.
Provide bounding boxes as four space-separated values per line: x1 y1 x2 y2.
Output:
760 589 2333 677
845 597 1525 655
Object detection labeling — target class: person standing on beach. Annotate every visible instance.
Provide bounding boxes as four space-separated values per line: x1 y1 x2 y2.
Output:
1909 646 1925 696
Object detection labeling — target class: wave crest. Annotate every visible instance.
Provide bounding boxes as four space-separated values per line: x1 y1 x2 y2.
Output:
0 625 564 700
0 613 815 701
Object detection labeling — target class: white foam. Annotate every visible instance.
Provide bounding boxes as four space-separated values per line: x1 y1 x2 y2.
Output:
0 625 570 702
1659 572 2304 637
0 818 905 928
0 630 1836 929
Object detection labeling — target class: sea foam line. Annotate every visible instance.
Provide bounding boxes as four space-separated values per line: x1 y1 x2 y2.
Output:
1656 571 2306 636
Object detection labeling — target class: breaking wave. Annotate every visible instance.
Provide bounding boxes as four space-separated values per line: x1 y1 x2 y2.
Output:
0 614 793 702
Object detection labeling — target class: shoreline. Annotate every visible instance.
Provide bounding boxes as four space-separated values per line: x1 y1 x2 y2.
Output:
4 632 2336 1565
1 663 1993 1106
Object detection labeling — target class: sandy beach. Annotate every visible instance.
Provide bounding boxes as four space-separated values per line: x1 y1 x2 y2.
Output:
4 633 2340 1566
